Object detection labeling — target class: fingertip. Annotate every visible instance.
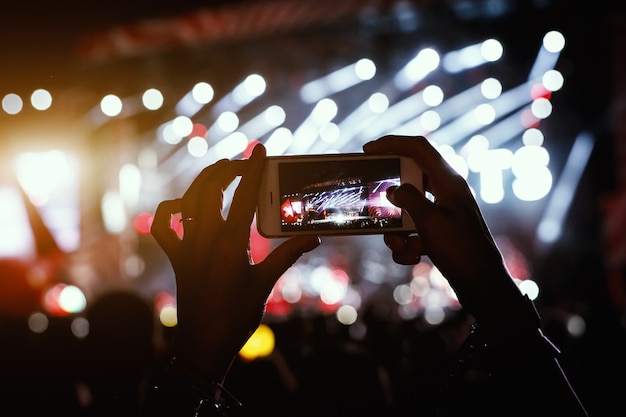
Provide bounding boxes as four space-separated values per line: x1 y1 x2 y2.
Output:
251 142 266 158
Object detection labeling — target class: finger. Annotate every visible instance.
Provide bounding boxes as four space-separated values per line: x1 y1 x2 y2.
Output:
385 235 422 265
151 199 182 263
363 135 459 199
181 160 245 246
225 144 266 245
386 183 432 226
255 235 321 292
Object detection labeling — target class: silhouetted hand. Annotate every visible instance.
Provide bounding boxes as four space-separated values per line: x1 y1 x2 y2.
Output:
363 135 523 324
150 144 320 383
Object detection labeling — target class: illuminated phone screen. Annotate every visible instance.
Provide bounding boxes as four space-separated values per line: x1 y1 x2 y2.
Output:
278 158 402 232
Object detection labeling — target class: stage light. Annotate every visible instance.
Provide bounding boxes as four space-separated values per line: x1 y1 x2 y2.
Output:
159 122 183 144
172 115 193 137
101 190 126 234
238 105 286 140
336 305 358 325
187 136 208 157
2 93 23 114
394 47 440 90
142 88 163 110
192 81 214 104
264 127 293 156
536 132 595 245
542 69 564 92
31 89 52 111
100 94 122 117
300 58 377 103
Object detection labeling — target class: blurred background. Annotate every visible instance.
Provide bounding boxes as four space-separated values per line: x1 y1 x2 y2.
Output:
0 0 624 415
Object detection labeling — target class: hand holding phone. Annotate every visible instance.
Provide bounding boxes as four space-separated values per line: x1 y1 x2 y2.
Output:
256 153 422 238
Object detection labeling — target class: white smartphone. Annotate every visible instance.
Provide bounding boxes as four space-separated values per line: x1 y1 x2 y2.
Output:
256 152 422 238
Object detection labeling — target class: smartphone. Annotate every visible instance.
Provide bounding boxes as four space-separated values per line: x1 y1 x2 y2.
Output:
256 153 422 238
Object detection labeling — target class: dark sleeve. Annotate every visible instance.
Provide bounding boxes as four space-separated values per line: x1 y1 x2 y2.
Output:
425 297 589 417
141 356 245 417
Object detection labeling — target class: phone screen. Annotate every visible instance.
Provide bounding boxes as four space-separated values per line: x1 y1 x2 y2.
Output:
277 158 403 233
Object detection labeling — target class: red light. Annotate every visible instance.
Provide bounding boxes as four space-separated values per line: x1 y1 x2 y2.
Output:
133 212 153 235
520 108 540 128
190 123 208 139
530 83 552 100
243 140 261 158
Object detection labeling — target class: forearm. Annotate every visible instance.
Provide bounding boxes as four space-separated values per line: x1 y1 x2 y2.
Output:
429 296 589 416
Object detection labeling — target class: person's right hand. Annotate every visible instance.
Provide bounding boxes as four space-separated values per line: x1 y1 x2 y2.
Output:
150 144 320 384
363 135 525 324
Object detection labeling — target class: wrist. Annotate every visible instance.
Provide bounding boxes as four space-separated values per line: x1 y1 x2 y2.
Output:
144 355 243 416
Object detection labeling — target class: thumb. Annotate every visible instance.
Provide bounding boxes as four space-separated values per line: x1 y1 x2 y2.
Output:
387 183 431 225
256 236 321 287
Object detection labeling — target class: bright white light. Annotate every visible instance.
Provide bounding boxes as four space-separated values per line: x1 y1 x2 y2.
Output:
420 110 441 131
320 122 340 143
59 285 87 314
468 148 513 204
216 111 239 132
368 92 389 113
442 41 495 73
14 150 80 252
542 70 564 92
119 164 142 208
394 47 440 90
100 94 123 117
233 74 266 106
481 78 502 99
214 132 248 159
531 97 553 119
481 38 503 62
101 190 126 234
518 279 539 300
320 278 347 305
423 85 444 106
172 115 193 137
243 74 266 97
354 58 376 80
473 103 496 125
31 89 52 110
460 135 489 159
142 88 164 110
512 145 552 201
300 59 376 103
160 123 183 144
311 98 338 124
264 127 293 155
336 305 358 325
543 30 566 53
237 106 285 140
265 105 286 126
3 93 23 114
522 128 544 146
0 186 33 258
16 150 72 204
187 136 209 157
192 82 214 104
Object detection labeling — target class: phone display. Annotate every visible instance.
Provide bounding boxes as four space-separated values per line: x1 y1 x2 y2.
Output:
256 153 422 237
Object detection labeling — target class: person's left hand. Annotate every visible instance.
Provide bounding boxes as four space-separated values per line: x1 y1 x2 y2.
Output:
150 144 320 382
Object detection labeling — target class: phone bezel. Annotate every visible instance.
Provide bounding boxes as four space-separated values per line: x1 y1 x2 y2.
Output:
256 153 422 238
